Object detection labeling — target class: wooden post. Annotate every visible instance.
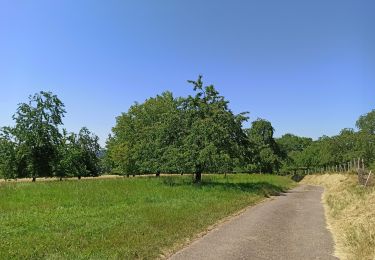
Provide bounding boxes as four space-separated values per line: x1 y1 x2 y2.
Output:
365 171 372 187
362 158 365 170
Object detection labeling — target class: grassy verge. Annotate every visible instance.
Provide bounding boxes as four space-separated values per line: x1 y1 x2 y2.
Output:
301 174 375 260
0 174 294 259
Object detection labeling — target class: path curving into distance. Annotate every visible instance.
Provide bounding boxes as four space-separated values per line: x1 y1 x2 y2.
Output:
170 185 338 260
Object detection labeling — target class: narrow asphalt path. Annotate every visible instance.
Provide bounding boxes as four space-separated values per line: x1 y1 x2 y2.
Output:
170 185 338 260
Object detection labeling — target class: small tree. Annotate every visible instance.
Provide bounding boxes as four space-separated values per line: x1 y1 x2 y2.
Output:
57 128 101 180
247 119 282 173
0 128 18 179
76 127 101 178
356 109 375 134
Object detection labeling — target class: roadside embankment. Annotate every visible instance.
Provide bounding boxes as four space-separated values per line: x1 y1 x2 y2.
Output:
302 174 375 260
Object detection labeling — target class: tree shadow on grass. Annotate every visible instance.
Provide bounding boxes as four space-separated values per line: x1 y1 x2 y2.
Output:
161 176 287 197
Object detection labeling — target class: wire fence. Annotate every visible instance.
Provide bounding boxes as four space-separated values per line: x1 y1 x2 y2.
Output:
301 158 373 187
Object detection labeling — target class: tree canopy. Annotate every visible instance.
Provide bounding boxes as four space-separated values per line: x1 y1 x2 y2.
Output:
0 91 101 180
106 76 249 181
1 79 374 181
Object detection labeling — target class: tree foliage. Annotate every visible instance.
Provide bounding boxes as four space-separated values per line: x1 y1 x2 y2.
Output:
278 112 375 173
3 80 373 181
245 119 283 173
0 92 101 180
107 76 248 181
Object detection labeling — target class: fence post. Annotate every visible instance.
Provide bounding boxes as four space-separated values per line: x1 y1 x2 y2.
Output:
362 158 365 170
365 171 372 187
358 158 360 169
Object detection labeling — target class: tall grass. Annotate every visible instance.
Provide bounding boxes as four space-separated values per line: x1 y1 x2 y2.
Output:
0 174 294 259
302 174 375 260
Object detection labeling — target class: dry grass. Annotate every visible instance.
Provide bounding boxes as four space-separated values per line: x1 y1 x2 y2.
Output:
302 173 375 260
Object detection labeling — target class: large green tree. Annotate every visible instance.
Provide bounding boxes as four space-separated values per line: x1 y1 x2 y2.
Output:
179 76 248 181
107 92 182 176
106 77 249 182
10 91 65 180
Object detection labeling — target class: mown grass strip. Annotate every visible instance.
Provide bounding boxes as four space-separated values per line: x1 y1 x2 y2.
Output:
0 174 294 259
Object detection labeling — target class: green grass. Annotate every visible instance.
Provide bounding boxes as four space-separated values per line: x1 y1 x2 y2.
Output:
0 174 295 259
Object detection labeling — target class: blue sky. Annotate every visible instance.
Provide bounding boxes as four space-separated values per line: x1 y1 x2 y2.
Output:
0 0 374 146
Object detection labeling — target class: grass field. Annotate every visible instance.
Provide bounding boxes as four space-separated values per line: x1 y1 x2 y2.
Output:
0 174 294 259
302 173 375 260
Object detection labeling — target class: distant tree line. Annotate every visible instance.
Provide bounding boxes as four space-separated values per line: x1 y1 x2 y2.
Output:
2 78 374 182
0 92 101 181
277 110 375 174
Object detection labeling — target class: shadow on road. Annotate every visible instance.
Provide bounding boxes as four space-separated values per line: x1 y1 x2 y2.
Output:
161 176 287 197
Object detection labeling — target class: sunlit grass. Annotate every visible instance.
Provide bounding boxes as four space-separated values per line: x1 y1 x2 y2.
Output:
0 174 294 259
302 173 375 260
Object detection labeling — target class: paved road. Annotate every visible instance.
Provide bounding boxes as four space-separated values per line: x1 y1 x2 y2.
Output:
170 185 338 260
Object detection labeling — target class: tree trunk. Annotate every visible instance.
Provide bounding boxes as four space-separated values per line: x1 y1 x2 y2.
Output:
156 171 160 177
32 177 36 182
126 174 130 178
181 173 183 176
132 174 135 177
194 172 202 183
59 177 62 181
78 176 81 180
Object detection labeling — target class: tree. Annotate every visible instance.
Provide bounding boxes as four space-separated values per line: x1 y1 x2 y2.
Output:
0 128 18 179
107 92 182 176
106 76 249 182
246 119 282 173
0 91 101 181
76 127 101 178
179 76 248 181
356 109 375 134
277 134 313 173
277 134 312 155
57 128 101 180
11 91 66 181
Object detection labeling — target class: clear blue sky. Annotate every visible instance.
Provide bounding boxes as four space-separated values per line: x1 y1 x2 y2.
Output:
1 0 374 146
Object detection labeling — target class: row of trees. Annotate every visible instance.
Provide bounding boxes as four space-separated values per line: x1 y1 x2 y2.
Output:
0 92 101 181
2 78 373 182
105 76 375 181
277 112 375 173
